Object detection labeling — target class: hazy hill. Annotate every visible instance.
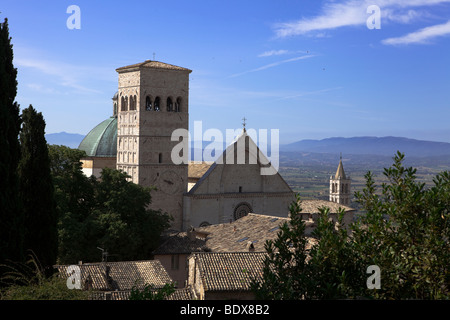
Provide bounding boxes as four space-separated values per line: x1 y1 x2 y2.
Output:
281 136 450 158
45 132 85 148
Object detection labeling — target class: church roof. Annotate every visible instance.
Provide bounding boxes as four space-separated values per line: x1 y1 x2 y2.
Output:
188 129 292 194
116 60 192 73
335 159 346 179
78 117 117 157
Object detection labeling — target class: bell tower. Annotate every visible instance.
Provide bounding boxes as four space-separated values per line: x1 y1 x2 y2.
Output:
329 154 351 205
116 60 192 230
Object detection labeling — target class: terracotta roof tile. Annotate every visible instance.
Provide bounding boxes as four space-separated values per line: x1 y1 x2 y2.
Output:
55 260 172 291
116 60 192 72
190 252 266 292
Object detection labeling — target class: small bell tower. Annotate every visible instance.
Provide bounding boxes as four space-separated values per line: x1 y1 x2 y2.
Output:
329 154 351 205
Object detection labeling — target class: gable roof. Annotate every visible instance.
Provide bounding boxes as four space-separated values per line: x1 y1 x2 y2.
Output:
188 129 292 194
300 200 355 214
189 252 266 292
54 260 172 291
116 60 192 73
152 231 209 255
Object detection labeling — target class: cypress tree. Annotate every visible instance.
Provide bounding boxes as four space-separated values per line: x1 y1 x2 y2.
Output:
0 17 24 264
18 105 58 270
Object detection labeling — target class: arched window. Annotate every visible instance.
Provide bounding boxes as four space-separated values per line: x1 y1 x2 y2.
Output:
154 97 160 111
121 96 125 111
167 97 173 112
125 96 129 111
175 97 181 112
129 95 136 111
145 96 152 111
129 96 133 111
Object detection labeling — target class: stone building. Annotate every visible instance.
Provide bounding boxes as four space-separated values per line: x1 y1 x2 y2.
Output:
78 60 295 231
329 155 351 205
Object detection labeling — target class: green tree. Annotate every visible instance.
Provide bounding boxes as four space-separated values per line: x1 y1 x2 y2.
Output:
48 146 172 264
129 282 176 300
0 17 24 264
92 168 172 261
48 145 96 264
352 152 449 299
18 105 57 271
253 152 449 300
252 194 364 299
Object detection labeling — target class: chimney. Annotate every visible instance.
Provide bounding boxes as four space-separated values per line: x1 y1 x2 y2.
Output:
247 241 255 252
187 226 196 241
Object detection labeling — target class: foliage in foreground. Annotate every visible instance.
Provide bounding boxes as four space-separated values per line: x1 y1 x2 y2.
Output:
0 252 88 300
48 145 172 264
129 282 176 300
252 152 449 299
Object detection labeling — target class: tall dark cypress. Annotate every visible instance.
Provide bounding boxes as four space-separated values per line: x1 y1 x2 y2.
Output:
0 18 24 264
18 105 58 270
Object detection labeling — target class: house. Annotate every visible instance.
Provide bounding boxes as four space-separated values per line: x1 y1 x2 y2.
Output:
55 260 178 300
152 228 209 288
187 252 266 300
153 213 317 289
300 199 356 228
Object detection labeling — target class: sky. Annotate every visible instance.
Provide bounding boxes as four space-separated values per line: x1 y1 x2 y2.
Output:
2 0 450 144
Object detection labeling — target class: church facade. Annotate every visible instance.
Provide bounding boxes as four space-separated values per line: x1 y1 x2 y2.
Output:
79 60 295 230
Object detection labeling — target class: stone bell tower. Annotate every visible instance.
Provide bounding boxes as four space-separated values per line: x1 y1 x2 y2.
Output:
115 60 192 230
329 154 351 205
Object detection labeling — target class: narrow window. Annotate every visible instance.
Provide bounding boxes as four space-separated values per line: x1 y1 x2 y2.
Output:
145 96 152 111
167 97 173 112
171 255 179 270
154 97 160 111
121 96 125 111
175 97 181 112
158 153 162 163
239 186 242 193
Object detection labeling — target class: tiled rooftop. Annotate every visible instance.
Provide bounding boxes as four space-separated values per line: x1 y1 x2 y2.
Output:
55 260 172 291
300 199 355 213
190 252 266 292
116 60 192 72
195 213 315 252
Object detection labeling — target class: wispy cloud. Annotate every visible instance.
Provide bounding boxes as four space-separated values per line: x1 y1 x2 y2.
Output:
382 20 450 45
229 55 315 78
14 55 111 94
274 0 450 38
258 50 291 57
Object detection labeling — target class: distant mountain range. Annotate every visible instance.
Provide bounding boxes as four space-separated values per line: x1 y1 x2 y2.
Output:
45 132 450 159
281 136 450 158
45 132 85 149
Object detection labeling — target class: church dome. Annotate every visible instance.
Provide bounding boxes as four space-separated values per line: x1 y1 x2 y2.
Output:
78 117 117 157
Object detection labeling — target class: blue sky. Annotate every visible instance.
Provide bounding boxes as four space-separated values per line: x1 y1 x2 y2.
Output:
2 0 450 144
